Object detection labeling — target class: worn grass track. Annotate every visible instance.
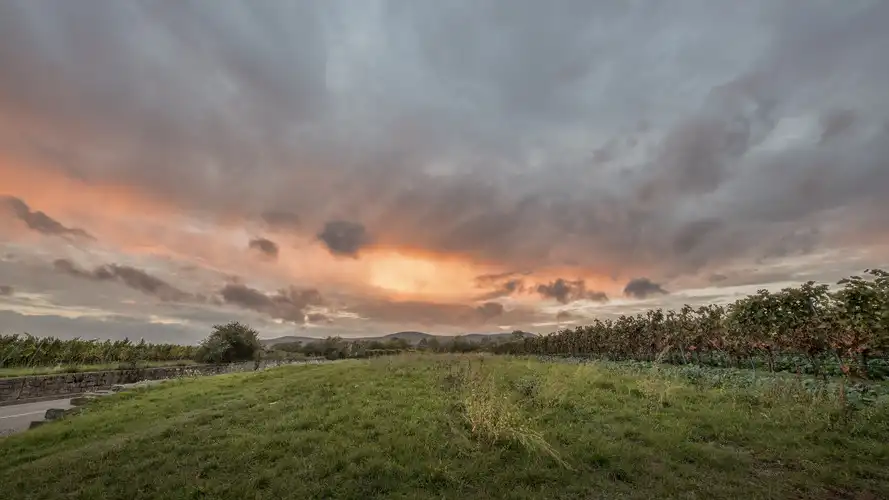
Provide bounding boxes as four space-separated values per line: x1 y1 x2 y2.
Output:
1 354 887 499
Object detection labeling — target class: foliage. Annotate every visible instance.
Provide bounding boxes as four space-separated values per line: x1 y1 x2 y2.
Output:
0 334 197 368
488 269 889 380
279 336 412 360
195 322 261 364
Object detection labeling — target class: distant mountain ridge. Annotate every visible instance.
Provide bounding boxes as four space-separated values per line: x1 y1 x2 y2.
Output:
260 330 532 347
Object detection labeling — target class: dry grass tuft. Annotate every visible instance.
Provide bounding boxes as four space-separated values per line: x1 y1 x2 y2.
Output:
460 370 573 469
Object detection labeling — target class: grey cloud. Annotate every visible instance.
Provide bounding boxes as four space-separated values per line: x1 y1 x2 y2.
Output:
0 310 203 343
820 109 857 145
556 310 576 322
474 272 527 299
708 274 728 284
475 301 505 321
349 297 537 328
248 237 279 260
260 211 301 230
52 259 89 278
0 285 13 296
623 278 668 299
760 227 821 260
536 279 609 304
1 196 94 240
220 283 322 323
317 221 369 257
53 259 191 302
0 1 888 280
306 312 331 324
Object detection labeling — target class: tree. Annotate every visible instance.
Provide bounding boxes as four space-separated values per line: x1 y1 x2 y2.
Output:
196 322 261 364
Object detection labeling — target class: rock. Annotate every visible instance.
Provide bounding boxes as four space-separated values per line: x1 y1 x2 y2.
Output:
28 421 46 429
44 408 67 420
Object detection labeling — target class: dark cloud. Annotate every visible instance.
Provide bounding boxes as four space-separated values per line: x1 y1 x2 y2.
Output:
536 279 609 304
819 109 857 145
220 283 323 323
317 221 370 257
53 259 191 302
0 1 888 281
623 278 668 299
760 226 820 260
0 285 13 296
556 310 575 322
474 272 527 299
475 301 504 320
306 312 331 324
672 218 724 255
248 237 279 260
1 196 94 240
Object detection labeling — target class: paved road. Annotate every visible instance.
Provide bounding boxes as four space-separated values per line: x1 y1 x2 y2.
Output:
0 398 73 437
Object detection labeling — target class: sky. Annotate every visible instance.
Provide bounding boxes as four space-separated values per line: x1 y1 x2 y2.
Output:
1 1 888 343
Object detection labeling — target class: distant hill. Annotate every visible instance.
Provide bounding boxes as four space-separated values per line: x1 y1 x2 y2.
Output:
259 336 323 347
379 331 434 342
261 330 535 348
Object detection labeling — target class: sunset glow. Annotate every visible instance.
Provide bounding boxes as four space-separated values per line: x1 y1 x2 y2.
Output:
1 2 887 343
367 251 483 299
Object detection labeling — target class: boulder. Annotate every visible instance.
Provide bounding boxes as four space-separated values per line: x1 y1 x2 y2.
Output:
44 408 67 420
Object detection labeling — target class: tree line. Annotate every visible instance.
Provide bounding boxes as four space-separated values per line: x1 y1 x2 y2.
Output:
489 269 889 379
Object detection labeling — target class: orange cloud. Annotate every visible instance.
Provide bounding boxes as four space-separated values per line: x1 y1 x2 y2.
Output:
1 160 629 311
0 161 174 222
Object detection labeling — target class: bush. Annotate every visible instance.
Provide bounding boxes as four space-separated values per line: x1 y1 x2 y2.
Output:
196 322 261 364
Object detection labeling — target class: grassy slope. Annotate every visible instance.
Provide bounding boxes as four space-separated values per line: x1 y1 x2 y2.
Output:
1 355 887 500
0 360 198 378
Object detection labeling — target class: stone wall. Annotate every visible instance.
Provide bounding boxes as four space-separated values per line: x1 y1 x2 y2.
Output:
0 359 323 404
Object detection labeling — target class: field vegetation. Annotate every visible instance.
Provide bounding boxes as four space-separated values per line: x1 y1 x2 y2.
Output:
1 355 887 499
0 336 197 370
0 322 267 377
495 269 889 381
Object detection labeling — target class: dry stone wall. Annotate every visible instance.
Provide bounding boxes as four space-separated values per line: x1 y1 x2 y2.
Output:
0 359 321 404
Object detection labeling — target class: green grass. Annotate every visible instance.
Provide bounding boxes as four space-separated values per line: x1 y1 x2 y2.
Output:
1 355 888 499
0 360 198 378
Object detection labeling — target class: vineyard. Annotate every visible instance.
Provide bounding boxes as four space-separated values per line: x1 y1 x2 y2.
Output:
0 335 197 369
492 269 889 379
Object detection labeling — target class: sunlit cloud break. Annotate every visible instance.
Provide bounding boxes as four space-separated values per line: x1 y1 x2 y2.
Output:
1 0 888 342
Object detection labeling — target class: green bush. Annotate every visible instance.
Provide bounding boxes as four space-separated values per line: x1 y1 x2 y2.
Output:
195 322 261 364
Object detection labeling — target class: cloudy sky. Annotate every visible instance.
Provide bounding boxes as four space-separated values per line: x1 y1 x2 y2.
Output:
1 1 888 343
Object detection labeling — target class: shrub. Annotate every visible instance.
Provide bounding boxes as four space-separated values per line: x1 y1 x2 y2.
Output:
196 322 261 364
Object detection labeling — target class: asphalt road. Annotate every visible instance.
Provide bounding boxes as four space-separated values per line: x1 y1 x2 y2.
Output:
0 398 73 437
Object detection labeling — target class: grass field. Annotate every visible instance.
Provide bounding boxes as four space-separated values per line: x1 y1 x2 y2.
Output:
0 360 199 378
1 355 888 499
